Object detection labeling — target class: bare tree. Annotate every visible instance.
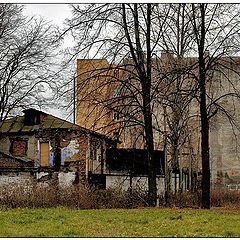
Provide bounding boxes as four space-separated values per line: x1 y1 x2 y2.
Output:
63 3 240 209
188 3 240 208
149 3 240 208
0 4 59 123
63 3 170 206
149 4 198 203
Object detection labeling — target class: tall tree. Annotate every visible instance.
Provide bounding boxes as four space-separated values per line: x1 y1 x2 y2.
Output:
150 3 240 208
122 3 156 206
149 4 198 202
0 4 59 123
63 3 240 209
191 3 211 209
189 3 240 208
64 3 163 206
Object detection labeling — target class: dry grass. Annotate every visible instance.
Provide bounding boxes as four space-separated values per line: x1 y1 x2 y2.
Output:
0 182 148 209
211 190 240 208
1 181 240 209
165 189 240 209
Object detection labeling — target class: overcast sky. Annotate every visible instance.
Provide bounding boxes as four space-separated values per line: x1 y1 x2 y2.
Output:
24 4 74 47
23 4 72 26
22 4 75 120
15 2 236 121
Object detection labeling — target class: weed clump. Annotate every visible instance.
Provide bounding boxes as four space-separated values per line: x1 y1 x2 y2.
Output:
1 181 240 209
0 182 148 209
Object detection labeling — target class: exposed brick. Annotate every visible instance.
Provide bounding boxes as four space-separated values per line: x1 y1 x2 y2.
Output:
0 152 34 168
10 139 27 157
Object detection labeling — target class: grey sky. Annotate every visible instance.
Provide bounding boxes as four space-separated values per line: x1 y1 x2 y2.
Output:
24 4 74 48
23 4 72 26
23 4 74 120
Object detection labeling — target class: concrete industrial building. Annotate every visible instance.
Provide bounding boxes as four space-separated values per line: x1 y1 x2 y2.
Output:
76 54 240 190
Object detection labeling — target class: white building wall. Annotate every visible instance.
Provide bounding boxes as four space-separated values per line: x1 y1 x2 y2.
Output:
106 175 165 195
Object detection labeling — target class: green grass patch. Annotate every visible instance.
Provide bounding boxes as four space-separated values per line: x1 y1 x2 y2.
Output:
0 207 240 237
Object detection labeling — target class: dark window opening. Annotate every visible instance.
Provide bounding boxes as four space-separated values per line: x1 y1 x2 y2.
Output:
106 148 165 175
113 111 120 121
24 114 40 125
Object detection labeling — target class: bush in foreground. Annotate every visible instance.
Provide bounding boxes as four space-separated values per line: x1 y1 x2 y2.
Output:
0 182 148 209
1 182 240 208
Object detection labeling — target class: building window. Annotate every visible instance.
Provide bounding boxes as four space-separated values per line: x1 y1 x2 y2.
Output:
24 113 40 125
113 111 120 121
10 139 28 157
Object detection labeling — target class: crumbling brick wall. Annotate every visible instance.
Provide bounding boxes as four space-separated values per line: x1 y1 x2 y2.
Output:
0 152 34 168
78 135 88 175
10 139 28 157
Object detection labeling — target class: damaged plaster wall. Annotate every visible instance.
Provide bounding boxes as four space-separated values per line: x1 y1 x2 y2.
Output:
0 172 34 187
0 135 9 153
0 171 77 188
0 134 36 160
58 172 76 186
61 139 80 163
106 175 165 195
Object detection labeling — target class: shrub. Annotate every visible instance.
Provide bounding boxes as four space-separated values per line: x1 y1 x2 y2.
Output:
163 189 240 208
164 191 201 208
0 182 148 209
211 190 240 208
2 181 240 209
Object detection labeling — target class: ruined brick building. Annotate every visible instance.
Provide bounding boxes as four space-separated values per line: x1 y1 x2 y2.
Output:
0 108 165 191
1 54 239 192
0 108 114 184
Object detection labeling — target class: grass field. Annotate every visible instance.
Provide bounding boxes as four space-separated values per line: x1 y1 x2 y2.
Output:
0 207 240 237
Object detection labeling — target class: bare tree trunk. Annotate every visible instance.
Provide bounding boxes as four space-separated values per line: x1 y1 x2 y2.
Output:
196 3 211 209
122 3 157 206
142 88 157 206
199 60 211 209
144 3 157 207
